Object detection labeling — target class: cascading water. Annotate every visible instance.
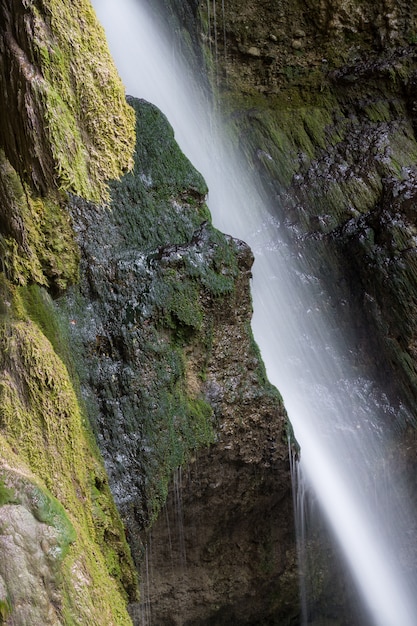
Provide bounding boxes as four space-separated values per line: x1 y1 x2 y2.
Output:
91 1 417 624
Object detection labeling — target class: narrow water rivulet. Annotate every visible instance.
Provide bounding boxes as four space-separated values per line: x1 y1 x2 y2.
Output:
92 1 417 624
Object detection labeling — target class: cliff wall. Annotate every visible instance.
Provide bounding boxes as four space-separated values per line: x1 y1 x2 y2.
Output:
5 0 417 624
0 0 297 624
194 0 417 417
142 0 417 622
61 97 297 625
0 0 137 623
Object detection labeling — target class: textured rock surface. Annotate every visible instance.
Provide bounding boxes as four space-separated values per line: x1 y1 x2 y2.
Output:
0 0 299 623
144 0 417 621
0 0 135 201
5 0 417 624
195 0 417 418
0 0 138 624
60 97 298 624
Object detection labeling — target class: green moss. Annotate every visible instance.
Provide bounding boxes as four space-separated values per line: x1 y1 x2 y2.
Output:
341 176 383 214
109 99 208 254
0 153 46 286
129 97 207 196
27 193 80 291
41 85 92 196
19 284 69 356
0 294 137 623
144 389 215 524
0 597 11 624
224 92 339 188
29 483 77 559
186 397 216 445
0 478 17 506
364 100 392 123
160 270 204 330
30 0 136 201
0 152 80 291
389 126 417 175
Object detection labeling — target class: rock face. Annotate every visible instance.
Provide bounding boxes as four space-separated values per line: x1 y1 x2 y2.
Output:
140 445 296 626
61 97 297 625
195 0 417 417
0 1 138 624
0 0 135 201
0 0 298 624
4 0 417 624
146 0 417 621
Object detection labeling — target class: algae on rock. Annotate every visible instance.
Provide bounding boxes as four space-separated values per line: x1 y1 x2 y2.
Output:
61 97 243 531
0 0 135 201
0 288 137 625
0 0 139 623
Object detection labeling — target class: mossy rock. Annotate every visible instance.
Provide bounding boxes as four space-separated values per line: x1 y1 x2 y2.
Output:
0 0 135 202
0 284 138 624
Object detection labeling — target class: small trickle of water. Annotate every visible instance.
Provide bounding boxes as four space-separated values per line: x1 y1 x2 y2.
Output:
289 445 308 625
173 466 187 568
139 540 152 626
212 0 219 85
221 0 227 70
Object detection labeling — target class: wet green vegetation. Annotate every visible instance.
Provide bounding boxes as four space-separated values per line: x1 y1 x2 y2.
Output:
58 98 249 535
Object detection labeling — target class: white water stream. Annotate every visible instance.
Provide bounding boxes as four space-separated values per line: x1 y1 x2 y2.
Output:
91 1 417 624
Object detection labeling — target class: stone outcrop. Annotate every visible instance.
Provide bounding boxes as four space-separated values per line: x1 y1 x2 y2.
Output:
61 97 297 624
195 0 417 419
144 0 417 621
4 0 417 624
0 0 135 201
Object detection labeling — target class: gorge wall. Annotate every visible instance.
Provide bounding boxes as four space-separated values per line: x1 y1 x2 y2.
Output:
2 0 417 625
61 97 297 624
150 0 417 417
143 0 417 622
0 0 138 624
0 0 296 625
193 0 417 416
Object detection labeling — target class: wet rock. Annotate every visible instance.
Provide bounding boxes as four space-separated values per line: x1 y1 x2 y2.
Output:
247 45 262 57
60 98 296 626
291 38 305 49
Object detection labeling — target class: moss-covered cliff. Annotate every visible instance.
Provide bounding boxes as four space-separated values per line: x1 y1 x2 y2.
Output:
141 0 417 621
8 0 417 623
0 0 138 623
0 1 298 624
60 97 297 625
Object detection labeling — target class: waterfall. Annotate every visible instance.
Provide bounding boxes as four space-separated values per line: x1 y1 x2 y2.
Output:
91 1 417 624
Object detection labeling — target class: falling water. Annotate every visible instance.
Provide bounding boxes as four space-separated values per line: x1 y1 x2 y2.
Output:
138 541 152 626
91 1 417 624
172 467 187 569
289 445 309 624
